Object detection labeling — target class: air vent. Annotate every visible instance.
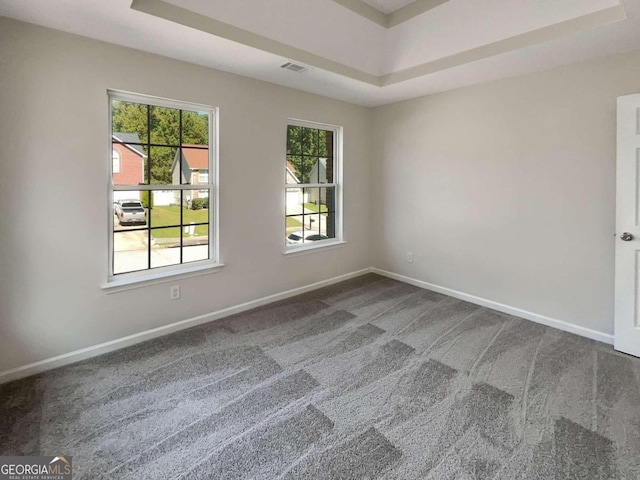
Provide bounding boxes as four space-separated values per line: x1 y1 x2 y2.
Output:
281 62 309 73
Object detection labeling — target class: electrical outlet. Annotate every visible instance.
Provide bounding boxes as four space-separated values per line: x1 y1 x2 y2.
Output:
170 285 181 300
406 252 414 263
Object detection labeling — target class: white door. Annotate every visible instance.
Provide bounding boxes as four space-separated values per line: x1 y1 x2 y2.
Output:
615 93 640 357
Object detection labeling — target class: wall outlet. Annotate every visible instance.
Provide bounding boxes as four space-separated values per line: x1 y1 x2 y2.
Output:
406 252 414 263
170 285 181 300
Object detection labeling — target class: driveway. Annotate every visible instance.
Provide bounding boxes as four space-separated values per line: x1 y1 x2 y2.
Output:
113 214 149 252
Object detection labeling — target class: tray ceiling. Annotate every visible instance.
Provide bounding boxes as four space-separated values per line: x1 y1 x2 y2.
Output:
361 0 417 14
0 0 636 106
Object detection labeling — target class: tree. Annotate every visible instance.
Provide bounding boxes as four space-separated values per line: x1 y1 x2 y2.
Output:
286 125 329 182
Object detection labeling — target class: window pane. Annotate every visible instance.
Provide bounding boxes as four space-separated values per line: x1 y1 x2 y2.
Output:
148 146 177 185
286 187 304 217
112 142 145 186
303 188 329 214
182 188 209 258
308 157 320 184
150 227 181 269
300 157 315 184
286 215 304 245
305 157 333 183
113 191 147 231
287 125 302 155
184 224 209 263
113 230 149 275
183 190 209 262
324 210 336 240
321 187 336 239
319 156 334 184
184 189 210 219
321 186 336 215
148 191 182 228
303 213 322 243
182 110 209 146
300 188 336 241
179 147 209 185
112 100 148 145
150 105 180 146
286 156 302 185
302 128 318 156
318 129 333 158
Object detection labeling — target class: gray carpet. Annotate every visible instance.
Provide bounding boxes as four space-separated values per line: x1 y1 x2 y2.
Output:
2 274 640 479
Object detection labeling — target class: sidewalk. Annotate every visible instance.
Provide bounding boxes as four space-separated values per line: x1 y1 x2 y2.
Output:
153 235 208 247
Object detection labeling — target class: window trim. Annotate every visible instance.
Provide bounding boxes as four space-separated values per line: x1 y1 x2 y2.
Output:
285 118 344 253
105 90 221 288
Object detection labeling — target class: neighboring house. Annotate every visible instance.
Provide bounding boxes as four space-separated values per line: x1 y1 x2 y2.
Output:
286 160 305 211
171 145 209 204
307 158 328 205
286 160 300 185
112 132 145 202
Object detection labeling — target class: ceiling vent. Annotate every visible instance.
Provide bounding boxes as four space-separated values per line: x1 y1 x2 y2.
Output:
281 62 309 73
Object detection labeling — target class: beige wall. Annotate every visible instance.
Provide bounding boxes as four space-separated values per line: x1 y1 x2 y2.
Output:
372 48 640 336
3 14 640 375
0 17 372 372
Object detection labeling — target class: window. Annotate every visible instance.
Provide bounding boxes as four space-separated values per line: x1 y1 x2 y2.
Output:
108 90 218 283
112 149 121 173
285 120 342 250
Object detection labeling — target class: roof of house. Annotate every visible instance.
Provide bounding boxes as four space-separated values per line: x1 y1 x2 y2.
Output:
286 160 300 184
311 158 327 171
182 145 209 170
112 132 145 157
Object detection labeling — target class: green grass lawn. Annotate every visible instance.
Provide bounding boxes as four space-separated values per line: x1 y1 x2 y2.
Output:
149 205 208 238
286 216 303 234
304 203 327 213
303 202 328 214
286 217 303 228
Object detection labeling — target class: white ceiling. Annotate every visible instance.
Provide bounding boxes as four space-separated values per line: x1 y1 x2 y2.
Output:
0 0 638 107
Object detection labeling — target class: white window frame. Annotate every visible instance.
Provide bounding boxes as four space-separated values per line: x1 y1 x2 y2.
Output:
284 118 344 254
104 90 222 290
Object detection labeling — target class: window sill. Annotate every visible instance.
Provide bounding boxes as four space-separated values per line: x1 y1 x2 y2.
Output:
102 262 225 294
283 240 346 256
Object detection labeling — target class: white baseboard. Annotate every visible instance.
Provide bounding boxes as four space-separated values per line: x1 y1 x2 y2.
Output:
0 268 373 385
372 268 614 345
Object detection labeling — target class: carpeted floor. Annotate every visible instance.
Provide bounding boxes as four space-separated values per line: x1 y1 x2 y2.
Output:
2 273 640 479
